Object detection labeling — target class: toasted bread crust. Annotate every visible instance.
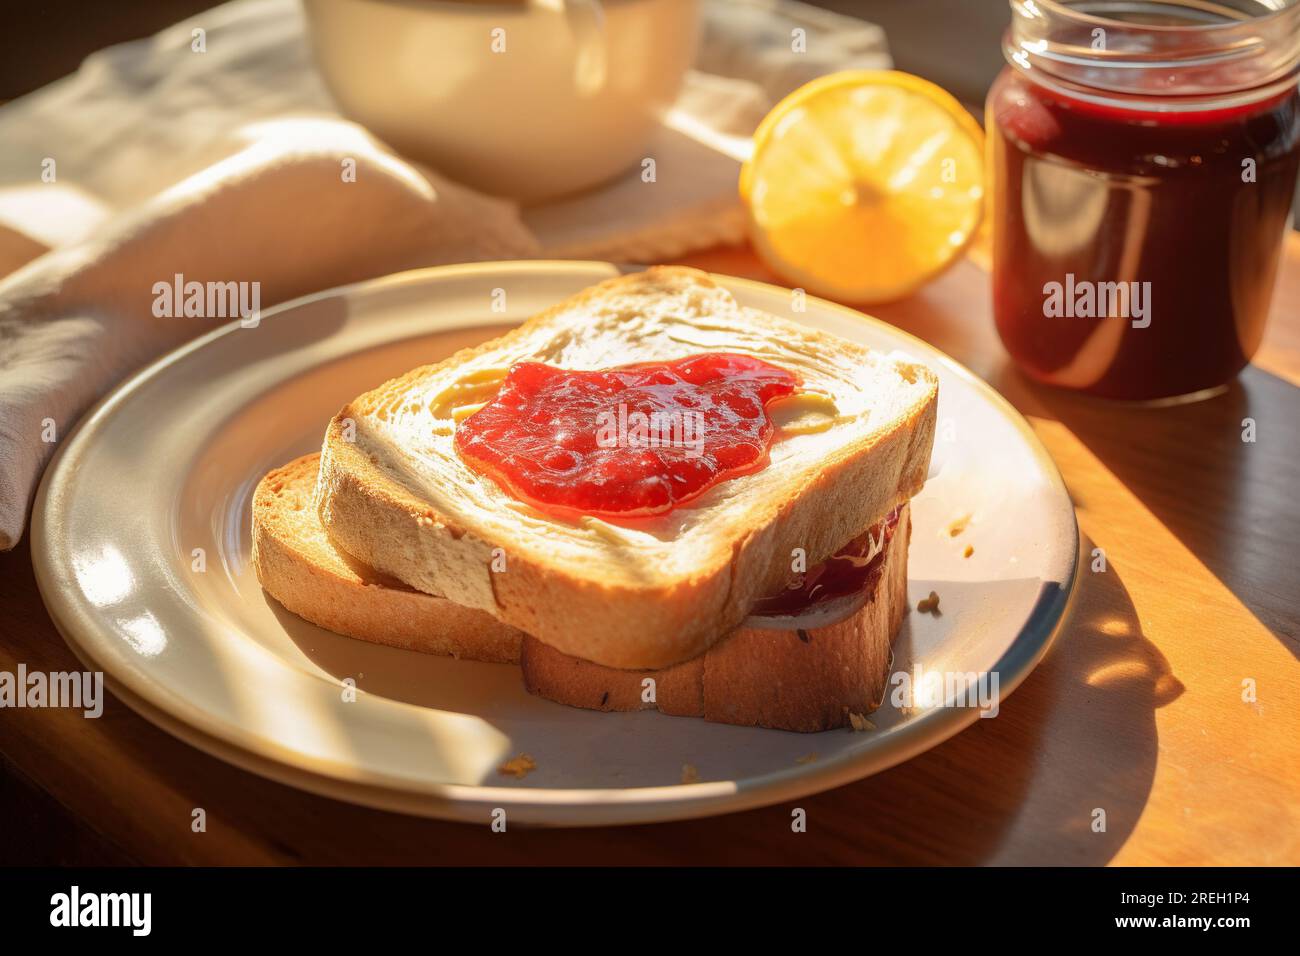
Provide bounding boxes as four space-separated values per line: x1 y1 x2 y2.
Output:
520 506 910 732
252 454 523 663
316 266 936 669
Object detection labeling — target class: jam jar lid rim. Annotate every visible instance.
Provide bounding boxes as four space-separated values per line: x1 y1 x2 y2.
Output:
1022 0 1300 34
1006 0 1300 103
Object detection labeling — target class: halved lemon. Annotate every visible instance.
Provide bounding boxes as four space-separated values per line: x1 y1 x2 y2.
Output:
740 70 985 304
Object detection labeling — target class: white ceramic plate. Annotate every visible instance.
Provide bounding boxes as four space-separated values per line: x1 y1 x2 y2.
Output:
32 261 1077 826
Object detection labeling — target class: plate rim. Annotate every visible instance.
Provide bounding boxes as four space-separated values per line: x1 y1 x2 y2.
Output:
30 260 1080 825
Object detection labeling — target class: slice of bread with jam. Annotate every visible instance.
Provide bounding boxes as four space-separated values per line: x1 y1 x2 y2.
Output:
314 266 937 670
253 453 908 731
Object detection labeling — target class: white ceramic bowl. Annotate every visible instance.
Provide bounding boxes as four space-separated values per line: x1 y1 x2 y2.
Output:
303 0 700 203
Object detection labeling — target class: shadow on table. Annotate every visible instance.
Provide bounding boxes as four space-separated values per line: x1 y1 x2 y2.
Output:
785 533 1180 865
999 362 1300 655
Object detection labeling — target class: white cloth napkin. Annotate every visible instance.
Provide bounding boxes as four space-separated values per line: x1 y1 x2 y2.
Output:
0 0 888 549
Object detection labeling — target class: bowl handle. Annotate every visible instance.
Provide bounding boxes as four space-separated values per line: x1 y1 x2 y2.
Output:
565 0 607 97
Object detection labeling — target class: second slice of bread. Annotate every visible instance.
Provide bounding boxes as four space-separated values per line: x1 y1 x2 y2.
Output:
253 454 523 663
521 505 910 732
317 266 937 669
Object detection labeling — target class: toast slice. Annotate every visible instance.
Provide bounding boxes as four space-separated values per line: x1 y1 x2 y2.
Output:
252 454 523 663
520 504 910 732
254 453 907 731
317 266 937 669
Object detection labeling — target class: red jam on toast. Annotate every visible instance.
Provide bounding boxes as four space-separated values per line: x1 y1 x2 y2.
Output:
454 353 799 519
750 505 902 618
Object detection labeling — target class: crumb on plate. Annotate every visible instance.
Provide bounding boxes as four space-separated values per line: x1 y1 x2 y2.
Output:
498 753 536 779
917 591 941 615
681 763 699 784
847 711 875 732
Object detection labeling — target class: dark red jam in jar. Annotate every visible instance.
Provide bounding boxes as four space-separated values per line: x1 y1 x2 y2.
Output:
988 0 1300 399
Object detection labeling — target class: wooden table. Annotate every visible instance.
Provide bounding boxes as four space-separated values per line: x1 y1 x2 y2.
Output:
2 236 1298 866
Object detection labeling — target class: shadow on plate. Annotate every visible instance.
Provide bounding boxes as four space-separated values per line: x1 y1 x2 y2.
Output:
268 594 528 717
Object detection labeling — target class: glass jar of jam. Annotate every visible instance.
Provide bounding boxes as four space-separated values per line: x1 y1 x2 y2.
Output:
988 0 1300 400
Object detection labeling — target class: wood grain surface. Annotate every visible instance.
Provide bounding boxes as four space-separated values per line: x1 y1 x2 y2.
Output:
2 236 1297 866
